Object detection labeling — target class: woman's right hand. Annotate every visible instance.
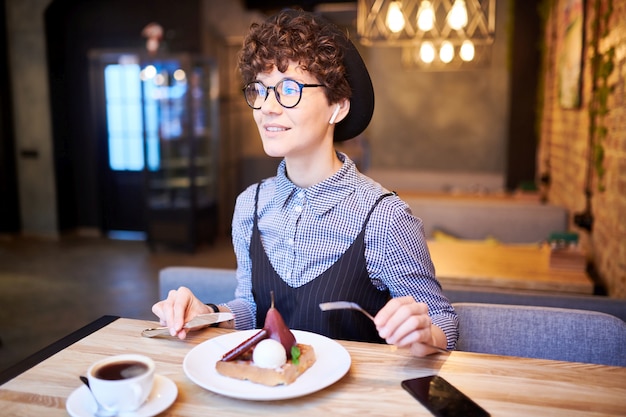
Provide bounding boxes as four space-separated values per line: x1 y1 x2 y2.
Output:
151 286 212 340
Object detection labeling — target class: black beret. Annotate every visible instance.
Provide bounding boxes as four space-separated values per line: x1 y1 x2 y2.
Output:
280 9 375 142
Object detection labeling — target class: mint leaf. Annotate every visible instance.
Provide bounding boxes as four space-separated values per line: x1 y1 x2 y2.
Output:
291 345 301 365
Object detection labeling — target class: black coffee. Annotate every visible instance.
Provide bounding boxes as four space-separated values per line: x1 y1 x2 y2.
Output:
94 360 148 380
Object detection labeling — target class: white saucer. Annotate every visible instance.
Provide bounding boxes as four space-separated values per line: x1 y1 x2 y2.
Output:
66 374 177 417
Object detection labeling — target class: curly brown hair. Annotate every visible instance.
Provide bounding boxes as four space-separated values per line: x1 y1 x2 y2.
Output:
238 9 352 105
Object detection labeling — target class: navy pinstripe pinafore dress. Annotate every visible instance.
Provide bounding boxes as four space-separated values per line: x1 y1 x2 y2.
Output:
250 183 392 343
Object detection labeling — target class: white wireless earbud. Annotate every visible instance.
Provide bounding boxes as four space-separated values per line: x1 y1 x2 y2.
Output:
329 104 341 125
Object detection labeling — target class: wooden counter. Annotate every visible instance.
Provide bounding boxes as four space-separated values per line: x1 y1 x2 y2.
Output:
428 240 594 294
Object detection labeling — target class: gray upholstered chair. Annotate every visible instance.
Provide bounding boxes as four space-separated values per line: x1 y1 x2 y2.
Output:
158 266 238 304
447 289 626 321
157 267 626 366
453 302 626 367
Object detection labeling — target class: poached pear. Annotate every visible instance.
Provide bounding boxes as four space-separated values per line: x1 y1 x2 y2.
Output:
264 291 296 357
220 292 297 362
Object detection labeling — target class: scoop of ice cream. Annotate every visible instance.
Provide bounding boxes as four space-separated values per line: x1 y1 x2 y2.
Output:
252 338 287 369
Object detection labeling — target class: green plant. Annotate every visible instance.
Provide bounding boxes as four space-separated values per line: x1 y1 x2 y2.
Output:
588 0 615 192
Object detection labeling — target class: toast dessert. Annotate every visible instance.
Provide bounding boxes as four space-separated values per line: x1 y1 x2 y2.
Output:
215 342 316 386
215 293 317 386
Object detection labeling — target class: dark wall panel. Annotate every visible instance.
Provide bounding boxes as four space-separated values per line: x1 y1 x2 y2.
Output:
45 0 201 231
506 0 541 190
0 0 21 233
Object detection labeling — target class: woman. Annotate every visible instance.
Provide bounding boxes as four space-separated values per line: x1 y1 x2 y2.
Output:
152 8 458 356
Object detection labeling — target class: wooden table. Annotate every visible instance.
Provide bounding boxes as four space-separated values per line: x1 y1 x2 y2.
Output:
1 317 624 416
428 240 594 294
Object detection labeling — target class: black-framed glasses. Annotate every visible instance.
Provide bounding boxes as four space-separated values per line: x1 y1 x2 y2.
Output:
242 78 325 109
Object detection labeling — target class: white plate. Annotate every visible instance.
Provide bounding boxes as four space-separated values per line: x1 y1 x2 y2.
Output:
183 329 351 401
66 374 177 417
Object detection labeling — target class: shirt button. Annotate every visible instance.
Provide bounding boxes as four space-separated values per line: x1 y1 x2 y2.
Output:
287 238 294 246
297 191 305 199
294 205 302 213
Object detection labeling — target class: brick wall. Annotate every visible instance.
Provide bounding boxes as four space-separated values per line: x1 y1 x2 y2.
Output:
538 0 626 298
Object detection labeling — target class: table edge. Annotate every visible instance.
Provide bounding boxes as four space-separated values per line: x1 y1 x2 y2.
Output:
0 315 119 386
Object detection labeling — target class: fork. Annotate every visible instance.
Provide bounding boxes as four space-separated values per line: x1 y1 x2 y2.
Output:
319 301 450 354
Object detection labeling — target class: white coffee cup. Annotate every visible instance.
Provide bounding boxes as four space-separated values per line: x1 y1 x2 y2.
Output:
87 354 155 412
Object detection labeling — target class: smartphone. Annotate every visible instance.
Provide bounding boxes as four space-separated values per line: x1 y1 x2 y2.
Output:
401 375 490 417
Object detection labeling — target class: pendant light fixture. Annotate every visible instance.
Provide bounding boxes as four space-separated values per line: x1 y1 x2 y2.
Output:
357 0 496 70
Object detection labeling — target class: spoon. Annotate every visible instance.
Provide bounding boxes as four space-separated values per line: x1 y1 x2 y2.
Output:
79 376 118 417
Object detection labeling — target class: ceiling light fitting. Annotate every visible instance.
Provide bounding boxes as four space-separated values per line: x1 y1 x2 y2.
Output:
357 0 496 70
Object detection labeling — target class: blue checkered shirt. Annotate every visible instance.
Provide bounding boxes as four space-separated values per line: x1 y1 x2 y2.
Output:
226 153 458 350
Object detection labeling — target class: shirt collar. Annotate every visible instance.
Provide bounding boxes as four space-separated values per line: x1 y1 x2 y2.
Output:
274 152 358 215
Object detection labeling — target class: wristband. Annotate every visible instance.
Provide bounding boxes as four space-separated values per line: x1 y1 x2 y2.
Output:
205 303 220 327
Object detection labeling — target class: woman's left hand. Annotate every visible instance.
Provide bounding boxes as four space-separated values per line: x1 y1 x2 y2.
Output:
374 296 447 356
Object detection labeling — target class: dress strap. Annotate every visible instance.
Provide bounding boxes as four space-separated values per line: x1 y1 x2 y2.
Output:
361 192 396 229
253 181 263 228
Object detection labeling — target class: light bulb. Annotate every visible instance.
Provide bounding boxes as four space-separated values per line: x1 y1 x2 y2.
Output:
460 40 475 61
447 0 468 30
440 41 454 63
173 69 186 82
386 1 406 33
155 73 166 86
417 1 435 31
420 42 435 63
140 65 157 81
